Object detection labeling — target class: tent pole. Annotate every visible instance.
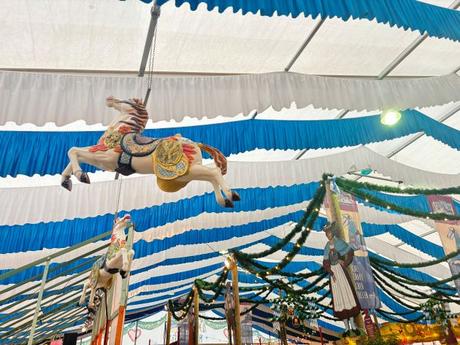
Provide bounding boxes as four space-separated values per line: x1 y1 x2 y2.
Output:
114 224 135 345
230 256 242 345
165 308 172 345
193 286 199 345
139 2 161 77
27 259 50 345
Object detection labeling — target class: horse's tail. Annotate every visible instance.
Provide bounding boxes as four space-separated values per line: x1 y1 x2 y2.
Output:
198 143 227 175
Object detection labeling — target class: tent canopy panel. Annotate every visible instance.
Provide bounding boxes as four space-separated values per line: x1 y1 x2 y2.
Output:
1 0 459 76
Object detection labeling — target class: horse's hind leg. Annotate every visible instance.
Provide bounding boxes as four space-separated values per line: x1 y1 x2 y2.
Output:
177 165 229 207
212 167 240 203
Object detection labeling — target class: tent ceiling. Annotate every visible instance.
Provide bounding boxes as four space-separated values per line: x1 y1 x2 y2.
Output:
1 0 459 76
1 0 460 339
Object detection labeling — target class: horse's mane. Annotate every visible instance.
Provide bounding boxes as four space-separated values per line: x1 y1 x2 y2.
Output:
120 98 149 132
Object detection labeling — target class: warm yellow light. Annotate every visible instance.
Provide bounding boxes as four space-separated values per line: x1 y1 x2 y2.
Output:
224 257 233 269
380 109 402 126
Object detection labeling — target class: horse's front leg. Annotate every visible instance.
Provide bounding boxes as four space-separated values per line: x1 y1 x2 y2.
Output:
120 248 129 272
79 280 89 306
61 163 73 191
67 147 91 184
88 284 96 309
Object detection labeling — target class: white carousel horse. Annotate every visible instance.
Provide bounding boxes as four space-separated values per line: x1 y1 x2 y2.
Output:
61 96 240 208
79 214 134 310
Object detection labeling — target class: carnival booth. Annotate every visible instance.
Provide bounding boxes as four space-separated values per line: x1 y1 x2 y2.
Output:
1 0 460 344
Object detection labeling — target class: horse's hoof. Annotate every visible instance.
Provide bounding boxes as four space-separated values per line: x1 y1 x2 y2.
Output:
79 172 91 184
224 199 234 208
61 179 72 191
231 191 241 202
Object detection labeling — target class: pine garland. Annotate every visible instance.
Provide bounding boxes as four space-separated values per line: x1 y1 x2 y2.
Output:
372 260 459 292
373 269 450 304
232 183 325 260
373 265 459 303
370 249 460 268
338 185 460 221
167 174 460 327
376 309 424 324
335 177 460 196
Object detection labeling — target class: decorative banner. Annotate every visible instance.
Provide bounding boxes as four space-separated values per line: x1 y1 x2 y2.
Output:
380 322 443 343
427 195 460 296
329 190 381 310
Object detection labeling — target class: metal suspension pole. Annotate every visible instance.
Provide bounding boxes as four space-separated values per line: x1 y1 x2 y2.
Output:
27 259 50 345
133 321 139 345
193 286 199 345
165 308 172 345
114 224 135 345
229 256 242 345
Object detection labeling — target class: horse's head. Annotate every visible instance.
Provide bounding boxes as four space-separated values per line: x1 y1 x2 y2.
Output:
106 96 145 110
111 214 131 240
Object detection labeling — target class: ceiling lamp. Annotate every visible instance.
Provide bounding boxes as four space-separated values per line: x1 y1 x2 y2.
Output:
380 109 402 126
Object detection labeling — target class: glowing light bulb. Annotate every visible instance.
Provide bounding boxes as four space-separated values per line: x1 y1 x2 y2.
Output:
380 109 402 126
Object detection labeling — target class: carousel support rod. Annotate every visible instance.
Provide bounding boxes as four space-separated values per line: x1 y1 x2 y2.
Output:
165 308 172 345
293 149 308 160
284 18 325 72
228 256 242 345
348 172 402 184
193 286 199 345
377 33 428 79
138 2 161 77
0 288 83 327
134 321 139 345
335 109 349 119
27 259 50 345
319 326 325 345
0 249 103 306
1 299 81 340
386 103 460 158
31 310 83 344
114 224 135 345
378 0 460 77
0 231 111 283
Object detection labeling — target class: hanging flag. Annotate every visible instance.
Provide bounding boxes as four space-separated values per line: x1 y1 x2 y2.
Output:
427 195 460 295
325 190 381 309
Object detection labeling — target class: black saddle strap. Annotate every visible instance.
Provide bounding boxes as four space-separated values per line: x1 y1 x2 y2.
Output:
116 152 136 176
103 260 120 274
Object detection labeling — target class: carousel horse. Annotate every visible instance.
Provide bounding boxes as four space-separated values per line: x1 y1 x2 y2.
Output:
61 96 240 208
79 215 134 310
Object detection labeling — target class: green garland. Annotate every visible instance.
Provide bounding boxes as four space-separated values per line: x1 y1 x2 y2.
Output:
233 206 322 278
372 260 459 292
370 249 460 269
372 271 422 311
376 309 424 324
372 265 459 303
335 177 460 196
337 185 460 221
373 270 443 306
232 183 325 261
167 174 460 328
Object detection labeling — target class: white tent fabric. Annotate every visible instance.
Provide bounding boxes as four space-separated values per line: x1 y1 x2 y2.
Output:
2 70 460 124
1 146 459 226
1 1 459 76
1 0 460 339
